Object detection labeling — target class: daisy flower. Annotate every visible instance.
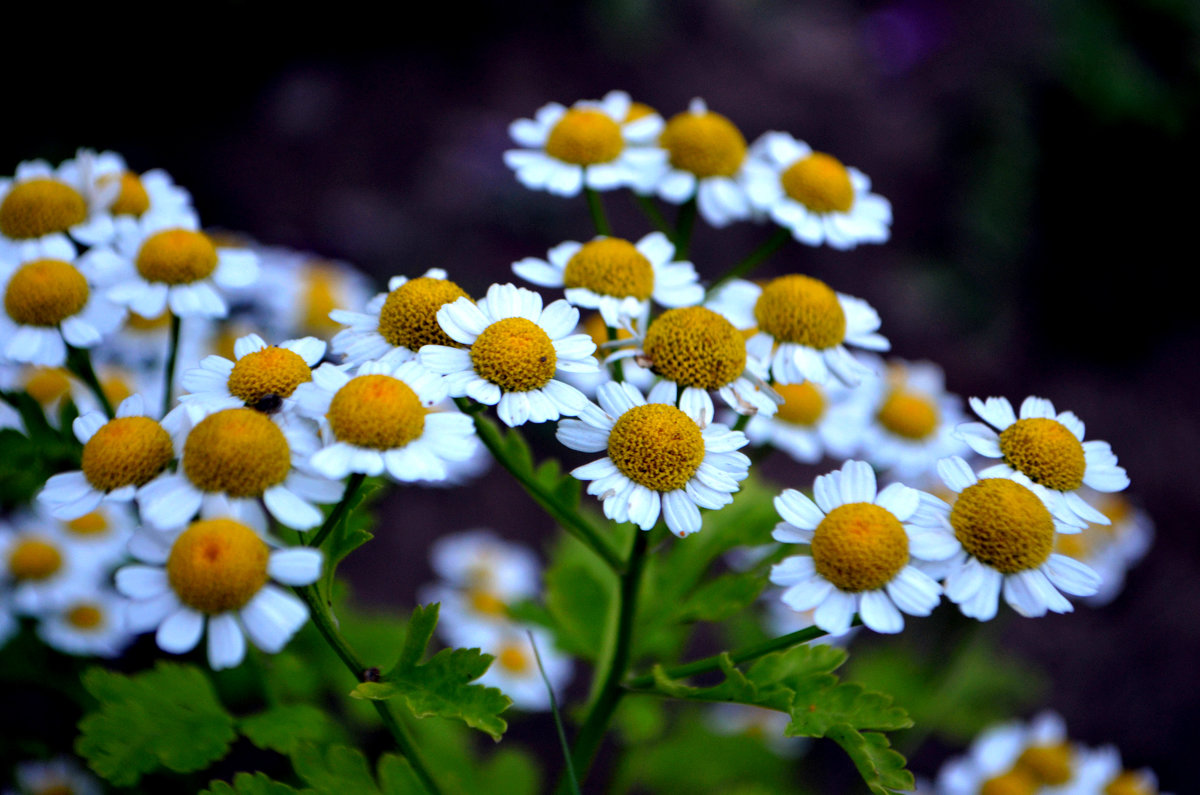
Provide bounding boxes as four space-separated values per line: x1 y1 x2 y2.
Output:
654 98 754 226
512 231 702 327
430 528 541 598
768 460 947 636
956 395 1130 528
250 245 374 340
0 235 124 367
0 157 115 258
476 626 572 712
558 311 656 398
1053 490 1153 607
705 704 806 757
557 381 750 537
75 148 193 220
37 394 179 520
0 514 104 615
115 518 322 669
504 90 667 197
11 756 102 795
329 268 471 366
420 283 598 427
49 501 136 573
739 380 862 464
927 456 1101 621
742 131 892 249
1061 746 1170 795
176 332 326 423
138 406 342 531
708 275 889 386
292 354 477 482
36 584 133 659
936 712 1077 795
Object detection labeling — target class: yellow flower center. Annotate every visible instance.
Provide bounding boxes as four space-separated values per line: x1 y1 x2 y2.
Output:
810 503 909 592
1054 530 1092 560
24 367 73 405
583 311 633 347
81 416 174 492
182 408 291 497
0 178 88 240
606 403 705 492
166 518 269 614
469 589 507 616
377 276 471 351
999 417 1087 492
470 317 558 393
950 478 1055 574
135 229 219 285
8 537 63 581
659 109 747 178
497 643 531 674
753 275 846 349
563 237 655 300
4 259 89 326
301 263 342 334
226 346 313 409
66 603 104 629
780 152 855 214
326 374 426 449
126 310 172 331
625 101 658 122
877 389 940 440
775 382 826 426
543 108 624 166
1104 771 1155 795
65 511 109 536
101 171 151 217
1016 742 1074 785
980 768 1039 795
643 306 746 390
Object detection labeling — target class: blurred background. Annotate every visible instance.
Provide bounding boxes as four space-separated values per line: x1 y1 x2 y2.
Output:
4 0 1198 789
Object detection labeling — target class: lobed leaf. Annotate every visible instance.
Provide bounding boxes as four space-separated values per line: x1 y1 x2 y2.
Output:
238 704 343 755
201 772 313 795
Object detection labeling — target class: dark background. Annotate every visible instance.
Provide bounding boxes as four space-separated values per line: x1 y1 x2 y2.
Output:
4 0 1198 789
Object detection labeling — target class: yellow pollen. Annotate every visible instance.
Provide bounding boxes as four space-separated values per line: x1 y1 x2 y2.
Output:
65 511 109 536
1015 742 1073 785
4 259 89 326
378 277 471 351
66 603 104 629
625 101 658 122
326 374 426 449
182 409 291 497
81 416 174 492
999 418 1087 492
102 171 151 217
877 389 940 440
8 537 63 581
24 367 73 405
811 503 909 592
0 178 88 240
301 264 343 334
469 589 508 616
643 306 746 390
606 403 705 492
1104 771 1155 795
471 317 557 392
497 644 531 674
775 382 826 426
126 309 172 331
544 108 624 166
166 518 269 614
135 229 218 285
659 109 747 178
980 768 1039 795
950 478 1055 574
227 346 313 407
100 372 133 407
780 152 855 214
753 275 846 349
563 238 655 300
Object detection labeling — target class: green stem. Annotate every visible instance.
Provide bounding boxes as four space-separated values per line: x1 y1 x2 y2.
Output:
673 196 697 260
308 472 366 549
708 228 790 295
528 631 581 795
631 193 670 233
65 345 114 419
606 326 625 384
732 413 751 433
585 188 612 236
162 313 181 418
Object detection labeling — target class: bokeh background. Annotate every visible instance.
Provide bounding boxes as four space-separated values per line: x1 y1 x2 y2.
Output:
4 0 1198 789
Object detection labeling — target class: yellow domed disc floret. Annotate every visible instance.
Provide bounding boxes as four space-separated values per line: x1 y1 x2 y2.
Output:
469 589 507 617
497 643 531 673
377 277 471 350
950 478 1055 574
753 275 846 349
67 603 104 629
1016 742 1073 785
81 416 174 492
563 238 655 300
4 259 89 326
135 229 219 285
1104 771 1155 795
182 409 291 497
775 382 826 427
166 518 269 614
0 178 88 240
8 537 63 581
659 110 747 178
606 403 705 492
25 367 73 405
877 389 939 441
643 306 746 391
470 317 557 393
226 346 313 407
999 418 1087 492
65 511 109 536
544 109 624 166
326 374 425 450
101 171 151 217
811 503 909 592
980 768 1039 795
780 152 855 214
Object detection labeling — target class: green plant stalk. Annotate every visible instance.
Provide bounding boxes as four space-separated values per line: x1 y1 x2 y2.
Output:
65 345 114 419
708 227 790 295
606 325 625 384
673 196 697 260
631 193 670 233
308 472 367 549
528 630 581 795
585 187 612 236
162 313 182 418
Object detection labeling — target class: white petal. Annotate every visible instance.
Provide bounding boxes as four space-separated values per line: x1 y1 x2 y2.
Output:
774 489 824 530
115 565 169 599
241 585 309 653
267 548 323 585
263 485 323 530
859 590 904 633
156 607 205 654
207 613 247 669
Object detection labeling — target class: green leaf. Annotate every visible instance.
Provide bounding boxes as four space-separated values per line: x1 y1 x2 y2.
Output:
543 558 613 660
826 726 914 795
292 743 381 795
674 571 769 623
238 704 342 754
201 772 313 795
377 754 430 795
75 662 237 786
349 604 511 740
321 480 379 595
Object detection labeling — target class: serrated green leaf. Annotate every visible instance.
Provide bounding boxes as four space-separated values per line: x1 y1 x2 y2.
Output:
238 704 342 754
75 662 237 786
292 743 381 795
201 772 313 795
398 603 438 668
826 725 914 795
377 753 429 795
785 679 912 736
321 481 379 595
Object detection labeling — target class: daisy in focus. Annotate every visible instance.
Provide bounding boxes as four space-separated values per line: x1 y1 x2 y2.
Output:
504 90 666 197
420 283 598 427
511 231 702 327
738 380 862 464
115 518 322 670
708 274 888 386
0 157 115 258
557 381 750 537
956 395 1129 528
768 460 947 636
742 132 892 249
654 98 754 226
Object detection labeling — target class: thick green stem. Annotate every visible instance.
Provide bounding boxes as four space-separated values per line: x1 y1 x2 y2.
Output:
65 345 114 419
631 193 670 233
673 197 697 260
708 227 790 295
585 188 612 236
308 472 366 549
162 313 181 418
